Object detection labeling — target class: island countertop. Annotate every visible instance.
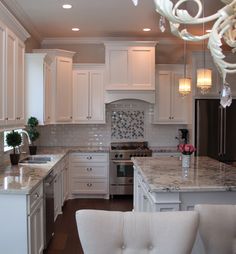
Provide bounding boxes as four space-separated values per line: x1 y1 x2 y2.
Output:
132 156 236 192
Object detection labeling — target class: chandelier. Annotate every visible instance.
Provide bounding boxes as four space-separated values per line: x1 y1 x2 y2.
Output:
132 0 235 107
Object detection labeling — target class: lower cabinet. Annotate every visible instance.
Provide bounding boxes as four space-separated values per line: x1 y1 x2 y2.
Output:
0 182 44 254
133 167 180 212
69 152 109 197
28 198 44 254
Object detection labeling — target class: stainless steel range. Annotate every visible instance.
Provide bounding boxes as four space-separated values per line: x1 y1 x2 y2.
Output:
109 141 152 196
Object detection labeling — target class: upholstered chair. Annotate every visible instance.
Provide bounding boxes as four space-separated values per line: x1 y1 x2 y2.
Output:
76 209 199 254
193 204 236 254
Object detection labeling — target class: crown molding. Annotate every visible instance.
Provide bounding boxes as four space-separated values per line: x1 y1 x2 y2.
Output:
41 36 160 45
0 0 41 42
0 1 30 41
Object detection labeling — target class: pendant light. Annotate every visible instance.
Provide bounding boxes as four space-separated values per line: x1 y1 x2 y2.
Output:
179 35 191 96
196 0 212 94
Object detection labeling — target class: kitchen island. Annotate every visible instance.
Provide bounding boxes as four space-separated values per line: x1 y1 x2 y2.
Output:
132 156 236 212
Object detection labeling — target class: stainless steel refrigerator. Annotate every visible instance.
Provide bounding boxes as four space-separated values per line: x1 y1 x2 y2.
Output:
195 99 236 162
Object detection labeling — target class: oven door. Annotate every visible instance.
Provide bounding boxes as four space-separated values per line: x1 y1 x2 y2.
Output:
110 160 134 185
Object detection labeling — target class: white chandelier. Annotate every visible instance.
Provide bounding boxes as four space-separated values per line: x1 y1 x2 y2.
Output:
132 0 235 107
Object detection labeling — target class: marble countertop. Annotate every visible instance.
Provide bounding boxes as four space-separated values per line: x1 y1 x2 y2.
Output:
0 154 65 195
0 146 109 195
132 156 236 192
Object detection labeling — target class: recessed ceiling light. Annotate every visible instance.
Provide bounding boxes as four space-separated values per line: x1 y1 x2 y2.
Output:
143 28 151 32
72 28 80 31
62 4 72 9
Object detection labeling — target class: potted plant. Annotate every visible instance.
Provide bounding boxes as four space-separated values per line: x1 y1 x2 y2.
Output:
26 116 40 155
6 130 22 165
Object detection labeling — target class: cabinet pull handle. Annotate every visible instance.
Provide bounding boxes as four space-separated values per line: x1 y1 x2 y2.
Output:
87 183 92 187
86 168 92 171
34 193 39 199
86 156 92 160
143 195 148 200
5 117 8 120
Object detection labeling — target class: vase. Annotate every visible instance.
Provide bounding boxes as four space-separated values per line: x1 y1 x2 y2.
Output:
10 154 20 165
182 154 191 168
29 145 37 155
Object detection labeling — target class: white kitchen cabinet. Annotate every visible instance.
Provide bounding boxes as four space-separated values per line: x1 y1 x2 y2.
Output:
73 64 105 124
0 25 25 128
25 53 52 125
15 39 25 125
134 170 154 212
62 155 69 204
105 41 156 91
0 182 44 254
33 49 75 123
28 199 44 254
53 163 63 221
69 152 109 198
0 20 5 126
153 64 190 124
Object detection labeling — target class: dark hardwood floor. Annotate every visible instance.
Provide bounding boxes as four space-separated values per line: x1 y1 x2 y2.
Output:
44 196 133 254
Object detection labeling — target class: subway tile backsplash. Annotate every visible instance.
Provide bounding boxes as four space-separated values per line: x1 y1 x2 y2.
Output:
0 100 186 159
37 100 186 147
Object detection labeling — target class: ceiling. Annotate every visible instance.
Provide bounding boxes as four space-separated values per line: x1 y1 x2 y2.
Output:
0 0 225 42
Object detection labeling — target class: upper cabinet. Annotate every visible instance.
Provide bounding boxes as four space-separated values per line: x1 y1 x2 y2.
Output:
73 64 105 124
25 53 52 125
0 3 30 129
192 51 236 98
33 49 75 124
153 64 190 124
105 41 156 91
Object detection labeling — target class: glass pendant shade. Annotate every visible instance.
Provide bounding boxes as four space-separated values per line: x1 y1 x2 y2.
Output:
197 68 212 94
179 78 191 96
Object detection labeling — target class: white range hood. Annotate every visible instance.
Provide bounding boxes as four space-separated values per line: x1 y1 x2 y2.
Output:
105 90 155 104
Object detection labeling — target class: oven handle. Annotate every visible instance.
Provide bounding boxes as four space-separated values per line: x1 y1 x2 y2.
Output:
112 160 133 164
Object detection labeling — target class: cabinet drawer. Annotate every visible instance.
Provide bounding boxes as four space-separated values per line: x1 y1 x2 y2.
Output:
71 165 107 178
28 183 43 212
70 153 108 163
71 179 108 194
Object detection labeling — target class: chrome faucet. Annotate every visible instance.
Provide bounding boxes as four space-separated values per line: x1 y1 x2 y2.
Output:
20 130 32 145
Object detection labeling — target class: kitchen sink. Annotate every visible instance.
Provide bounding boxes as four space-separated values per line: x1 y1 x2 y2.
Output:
19 156 52 164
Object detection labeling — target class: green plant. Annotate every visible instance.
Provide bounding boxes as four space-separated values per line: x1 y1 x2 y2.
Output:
27 116 40 145
6 130 22 154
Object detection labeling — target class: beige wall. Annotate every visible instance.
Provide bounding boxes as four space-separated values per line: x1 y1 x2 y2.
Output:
39 41 205 64
25 36 41 53
41 43 105 63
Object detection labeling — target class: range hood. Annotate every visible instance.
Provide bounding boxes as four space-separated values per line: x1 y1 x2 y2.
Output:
105 90 155 104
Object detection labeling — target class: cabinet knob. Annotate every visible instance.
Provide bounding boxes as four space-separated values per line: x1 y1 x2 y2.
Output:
5 117 8 120
34 193 39 199
70 116 72 119
143 195 148 200
86 167 92 171
86 156 92 160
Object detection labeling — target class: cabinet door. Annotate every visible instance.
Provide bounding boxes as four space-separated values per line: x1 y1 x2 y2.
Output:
171 71 187 123
28 199 44 254
0 21 5 126
5 28 16 125
73 70 89 122
62 160 69 203
129 47 155 90
44 62 51 123
90 70 105 122
155 70 172 122
106 47 129 89
55 57 72 122
15 39 25 125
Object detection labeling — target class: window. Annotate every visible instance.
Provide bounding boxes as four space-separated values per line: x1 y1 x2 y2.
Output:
4 129 23 152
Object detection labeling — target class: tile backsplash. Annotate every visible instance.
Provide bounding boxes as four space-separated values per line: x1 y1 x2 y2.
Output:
37 100 186 147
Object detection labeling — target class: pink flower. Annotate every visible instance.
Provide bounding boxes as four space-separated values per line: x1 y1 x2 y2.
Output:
178 144 196 155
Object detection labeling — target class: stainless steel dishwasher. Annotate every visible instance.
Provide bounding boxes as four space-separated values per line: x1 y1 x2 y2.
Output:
44 170 56 248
